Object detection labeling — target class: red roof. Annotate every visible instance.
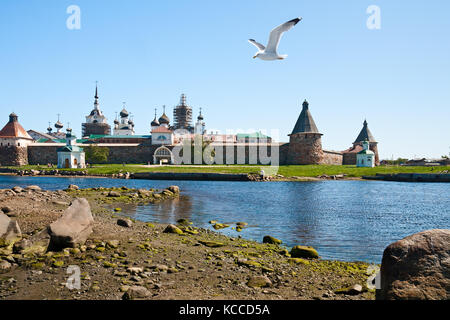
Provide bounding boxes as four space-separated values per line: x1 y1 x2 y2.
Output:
342 145 363 154
0 114 33 140
151 126 173 133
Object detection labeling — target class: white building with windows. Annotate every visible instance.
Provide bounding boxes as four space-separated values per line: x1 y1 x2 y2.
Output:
151 126 174 145
57 129 86 169
357 139 375 167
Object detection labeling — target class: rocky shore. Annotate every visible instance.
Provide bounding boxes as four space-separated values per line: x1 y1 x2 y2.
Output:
0 185 377 300
0 168 362 182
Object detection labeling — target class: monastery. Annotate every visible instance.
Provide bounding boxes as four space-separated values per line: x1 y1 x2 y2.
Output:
0 86 379 167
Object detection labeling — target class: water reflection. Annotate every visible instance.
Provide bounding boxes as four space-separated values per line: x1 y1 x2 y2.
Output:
0 175 448 263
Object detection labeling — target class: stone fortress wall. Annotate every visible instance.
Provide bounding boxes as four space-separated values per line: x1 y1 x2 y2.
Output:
0 146 28 166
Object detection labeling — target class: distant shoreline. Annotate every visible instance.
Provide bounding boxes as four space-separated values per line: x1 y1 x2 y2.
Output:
1 164 448 182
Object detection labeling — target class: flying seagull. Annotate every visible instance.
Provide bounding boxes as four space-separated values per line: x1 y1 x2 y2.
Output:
249 17 302 61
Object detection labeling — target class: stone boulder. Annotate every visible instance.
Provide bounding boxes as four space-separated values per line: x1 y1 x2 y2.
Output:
247 275 272 288
0 212 22 247
168 186 180 194
263 235 282 245
122 286 151 300
13 229 50 255
25 185 41 192
290 245 319 259
108 191 121 197
377 229 450 300
117 218 133 228
163 224 183 234
11 186 23 193
48 198 94 250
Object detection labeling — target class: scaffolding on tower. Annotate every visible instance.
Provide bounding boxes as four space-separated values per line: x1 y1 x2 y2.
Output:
173 94 193 132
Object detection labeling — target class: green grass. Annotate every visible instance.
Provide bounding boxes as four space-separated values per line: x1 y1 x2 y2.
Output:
3 164 449 178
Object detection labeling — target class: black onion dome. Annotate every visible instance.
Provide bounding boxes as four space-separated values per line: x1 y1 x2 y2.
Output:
151 117 160 127
114 119 119 125
159 113 170 125
55 121 63 129
120 108 129 118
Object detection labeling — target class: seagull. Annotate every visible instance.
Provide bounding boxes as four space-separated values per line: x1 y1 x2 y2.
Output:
249 17 302 61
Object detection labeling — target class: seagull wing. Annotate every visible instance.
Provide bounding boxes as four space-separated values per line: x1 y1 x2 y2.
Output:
265 17 301 53
248 39 265 51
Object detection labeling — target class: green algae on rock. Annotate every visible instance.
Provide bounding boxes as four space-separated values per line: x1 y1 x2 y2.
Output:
263 235 282 245
290 245 319 259
163 224 184 235
198 240 226 248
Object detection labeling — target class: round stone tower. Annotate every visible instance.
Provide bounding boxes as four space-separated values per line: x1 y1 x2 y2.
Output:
287 100 324 165
0 113 33 166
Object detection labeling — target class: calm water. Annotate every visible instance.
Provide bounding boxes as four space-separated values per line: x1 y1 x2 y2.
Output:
0 175 449 263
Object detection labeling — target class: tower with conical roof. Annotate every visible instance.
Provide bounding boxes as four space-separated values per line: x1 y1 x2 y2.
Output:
173 94 193 132
0 113 33 166
287 100 324 165
352 120 379 165
81 83 111 137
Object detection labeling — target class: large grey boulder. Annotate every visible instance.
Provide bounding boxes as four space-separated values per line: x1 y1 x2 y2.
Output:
0 212 22 247
377 229 450 300
48 198 94 249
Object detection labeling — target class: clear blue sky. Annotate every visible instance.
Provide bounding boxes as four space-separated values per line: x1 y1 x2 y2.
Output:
1 0 449 160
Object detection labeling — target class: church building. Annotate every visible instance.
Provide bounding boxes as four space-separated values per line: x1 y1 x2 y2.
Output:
57 128 85 169
81 84 111 137
113 103 135 136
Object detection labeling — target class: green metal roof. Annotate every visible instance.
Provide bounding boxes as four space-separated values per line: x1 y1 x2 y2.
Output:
358 149 374 155
236 132 270 139
57 146 84 153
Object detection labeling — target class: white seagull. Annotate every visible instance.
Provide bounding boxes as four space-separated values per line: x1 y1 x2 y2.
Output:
249 17 302 61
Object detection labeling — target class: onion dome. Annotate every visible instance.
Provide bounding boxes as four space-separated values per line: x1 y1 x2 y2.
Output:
114 118 119 125
197 108 204 121
120 108 129 118
159 113 170 125
47 122 53 133
158 106 170 125
128 119 134 126
151 108 160 127
151 117 160 127
55 120 63 130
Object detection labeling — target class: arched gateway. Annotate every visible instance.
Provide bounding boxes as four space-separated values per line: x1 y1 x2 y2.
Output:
153 146 173 164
